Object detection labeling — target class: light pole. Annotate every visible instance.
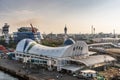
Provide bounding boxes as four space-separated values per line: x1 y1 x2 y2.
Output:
104 55 107 71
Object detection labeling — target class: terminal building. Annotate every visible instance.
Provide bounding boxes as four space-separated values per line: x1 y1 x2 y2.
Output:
15 39 115 73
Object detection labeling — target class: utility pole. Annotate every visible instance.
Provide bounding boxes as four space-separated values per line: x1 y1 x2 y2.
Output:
91 25 93 34
113 29 116 38
104 55 107 71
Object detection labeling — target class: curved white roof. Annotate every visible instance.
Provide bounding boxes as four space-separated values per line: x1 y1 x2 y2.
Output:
28 44 71 58
16 39 88 58
70 55 116 66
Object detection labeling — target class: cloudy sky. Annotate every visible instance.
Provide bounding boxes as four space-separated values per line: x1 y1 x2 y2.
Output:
0 0 120 34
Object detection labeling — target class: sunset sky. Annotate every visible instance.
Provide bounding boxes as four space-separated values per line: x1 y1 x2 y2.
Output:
0 0 120 34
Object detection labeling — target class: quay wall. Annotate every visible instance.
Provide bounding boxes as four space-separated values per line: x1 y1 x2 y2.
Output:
0 65 37 80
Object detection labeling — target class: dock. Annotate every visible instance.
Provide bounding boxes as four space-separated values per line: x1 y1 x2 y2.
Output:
0 58 79 80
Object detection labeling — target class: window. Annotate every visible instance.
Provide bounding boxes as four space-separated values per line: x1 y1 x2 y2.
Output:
23 55 25 57
19 54 22 56
76 46 78 49
16 54 18 56
43 61 47 64
81 47 83 50
73 47 75 51
79 46 81 49
27 55 29 57
31 59 34 63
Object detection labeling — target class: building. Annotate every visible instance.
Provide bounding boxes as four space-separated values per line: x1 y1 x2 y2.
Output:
13 27 43 43
2 23 10 44
64 38 75 46
0 45 8 53
15 39 115 73
92 38 120 43
13 32 41 43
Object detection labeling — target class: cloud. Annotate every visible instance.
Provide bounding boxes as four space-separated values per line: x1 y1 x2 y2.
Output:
0 9 35 16
14 10 34 15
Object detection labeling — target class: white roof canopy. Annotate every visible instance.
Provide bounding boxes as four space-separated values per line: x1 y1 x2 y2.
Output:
16 39 89 58
61 65 81 72
70 55 116 66
81 70 96 74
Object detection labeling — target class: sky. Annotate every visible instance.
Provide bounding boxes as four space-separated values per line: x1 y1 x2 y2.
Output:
1 0 120 34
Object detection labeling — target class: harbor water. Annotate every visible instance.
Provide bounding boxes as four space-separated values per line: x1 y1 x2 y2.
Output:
0 70 18 80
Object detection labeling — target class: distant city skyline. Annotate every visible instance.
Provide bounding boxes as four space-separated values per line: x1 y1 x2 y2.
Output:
1 0 120 34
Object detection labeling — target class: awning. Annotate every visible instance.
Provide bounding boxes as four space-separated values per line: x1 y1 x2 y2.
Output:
69 55 116 66
88 51 97 55
81 70 96 74
61 65 81 72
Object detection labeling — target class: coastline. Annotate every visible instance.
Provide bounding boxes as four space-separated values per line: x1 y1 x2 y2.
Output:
0 58 79 80
0 63 36 80
0 58 39 80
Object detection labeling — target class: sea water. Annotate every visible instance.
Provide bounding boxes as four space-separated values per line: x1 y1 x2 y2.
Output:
0 71 18 80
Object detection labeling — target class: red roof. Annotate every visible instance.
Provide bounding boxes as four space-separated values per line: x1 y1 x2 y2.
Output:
0 45 8 53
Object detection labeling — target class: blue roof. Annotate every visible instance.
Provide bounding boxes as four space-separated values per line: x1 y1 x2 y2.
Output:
13 32 41 43
64 38 75 45
23 39 33 52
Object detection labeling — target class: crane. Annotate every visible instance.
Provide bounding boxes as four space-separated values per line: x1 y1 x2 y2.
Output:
30 23 36 33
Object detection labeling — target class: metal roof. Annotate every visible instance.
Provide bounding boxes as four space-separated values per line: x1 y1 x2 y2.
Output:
70 55 116 66
16 39 89 58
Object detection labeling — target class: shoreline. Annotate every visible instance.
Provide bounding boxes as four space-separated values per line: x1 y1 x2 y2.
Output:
0 64 36 80
0 58 80 80
0 58 40 80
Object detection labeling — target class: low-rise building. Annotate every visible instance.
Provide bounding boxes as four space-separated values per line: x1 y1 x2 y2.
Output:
92 38 120 43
